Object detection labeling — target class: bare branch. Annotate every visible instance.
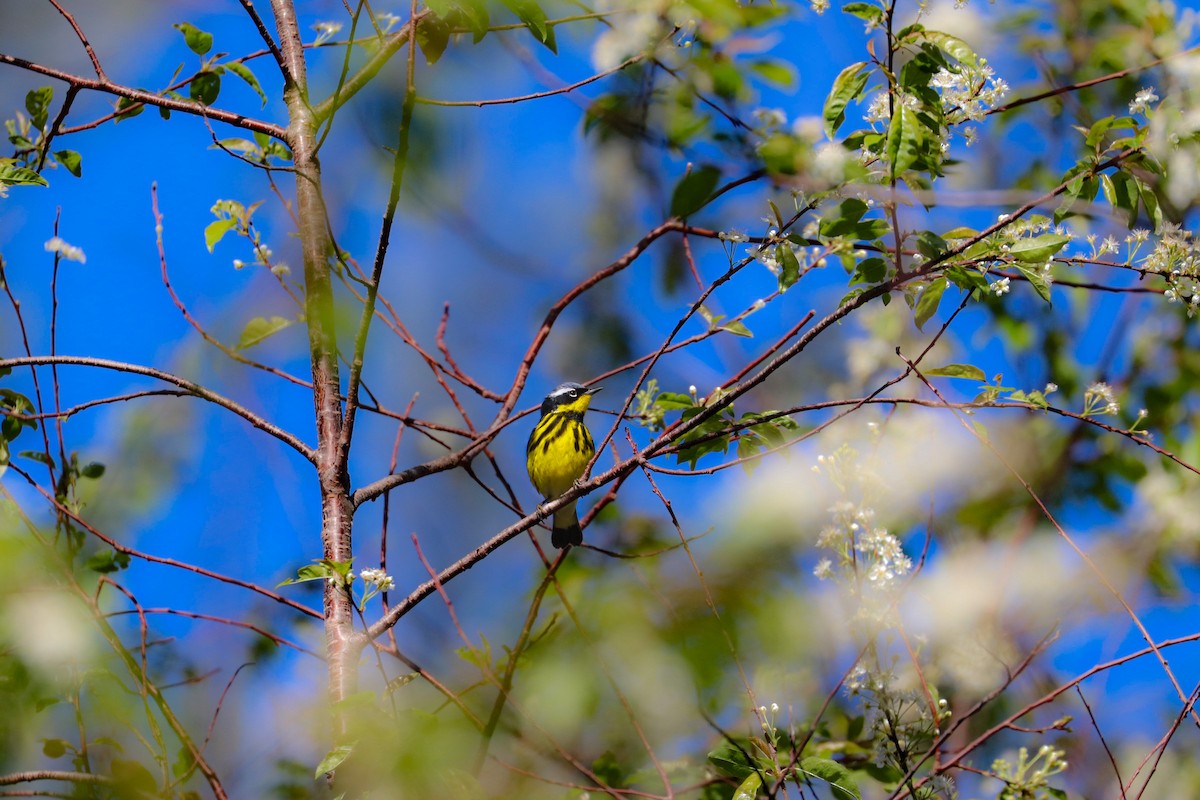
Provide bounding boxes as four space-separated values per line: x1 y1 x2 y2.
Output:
0 52 286 140
0 355 313 460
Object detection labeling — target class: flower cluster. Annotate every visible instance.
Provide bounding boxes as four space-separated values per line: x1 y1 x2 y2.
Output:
931 59 1010 123
43 236 86 264
811 442 913 594
311 20 342 45
359 567 395 592
844 658 952 785
1129 86 1159 115
1141 224 1200 316
991 745 1068 798
1082 382 1120 417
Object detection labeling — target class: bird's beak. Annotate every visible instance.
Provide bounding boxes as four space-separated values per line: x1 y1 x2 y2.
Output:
585 386 602 395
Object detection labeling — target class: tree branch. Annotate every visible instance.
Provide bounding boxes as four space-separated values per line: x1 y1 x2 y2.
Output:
0 355 312 459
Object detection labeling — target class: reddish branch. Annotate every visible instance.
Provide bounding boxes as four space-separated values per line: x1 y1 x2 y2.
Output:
0 52 285 140
106 608 319 658
0 355 313 459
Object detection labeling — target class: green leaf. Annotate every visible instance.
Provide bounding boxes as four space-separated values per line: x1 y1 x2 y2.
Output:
839 287 867 307
819 198 869 237
114 95 145 122
110 759 157 793
190 71 221 106
503 0 557 52
709 60 745 101
853 218 891 240
591 751 626 789
204 218 238 252
655 392 695 411
1054 172 1098 224
278 562 337 587
1138 178 1163 231
852 257 887 284
738 432 766 461
1085 115 1136 150
720 319 753 338
86 549 131 574
315 744 354 778
1101 170 1139 227
416 12 452 64
913 277 948 331
750 59 796 89
798 757 860 800
707 740 756 780
887 102 922 179
915 230 947 260
174 22 213 56
1008 233 1070 263
213 138 261 158
0 163 49 188
18 450 54 467
758 133 804 176
25 86 53 130
237 315 293 350
926 363 986 380
224 62 267 106
841 2 883 25
80 462 106 479
442 0 490 42
733 772 763 800
823 62 870 138
779 245 801 290
920 29 978 66
945 266 988 293
173 744 197 778
1014 262 1052 303
42 738 68 758
670 165 721 218
53 149 82 177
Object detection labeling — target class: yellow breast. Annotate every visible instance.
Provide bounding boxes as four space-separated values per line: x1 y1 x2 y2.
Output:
527 413 595 499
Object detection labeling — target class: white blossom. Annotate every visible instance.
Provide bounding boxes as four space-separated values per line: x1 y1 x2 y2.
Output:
1129 86 1159 115
359 567 395 591
312 20 343 44
44 236 86 263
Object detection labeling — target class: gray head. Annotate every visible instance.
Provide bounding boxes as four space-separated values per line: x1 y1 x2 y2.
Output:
540 382 601 417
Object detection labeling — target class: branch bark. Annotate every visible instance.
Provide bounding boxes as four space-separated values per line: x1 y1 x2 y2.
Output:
269 0 361 742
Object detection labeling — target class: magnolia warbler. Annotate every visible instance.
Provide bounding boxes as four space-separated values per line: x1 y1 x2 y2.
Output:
526 382 601 548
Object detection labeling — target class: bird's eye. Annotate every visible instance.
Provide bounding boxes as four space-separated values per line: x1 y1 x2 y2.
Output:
568 390 578 398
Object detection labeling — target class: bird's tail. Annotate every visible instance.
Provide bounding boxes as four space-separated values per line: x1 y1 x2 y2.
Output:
551 500 582 548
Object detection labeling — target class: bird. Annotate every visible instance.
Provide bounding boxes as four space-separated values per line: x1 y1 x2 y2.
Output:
526 382 601 548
